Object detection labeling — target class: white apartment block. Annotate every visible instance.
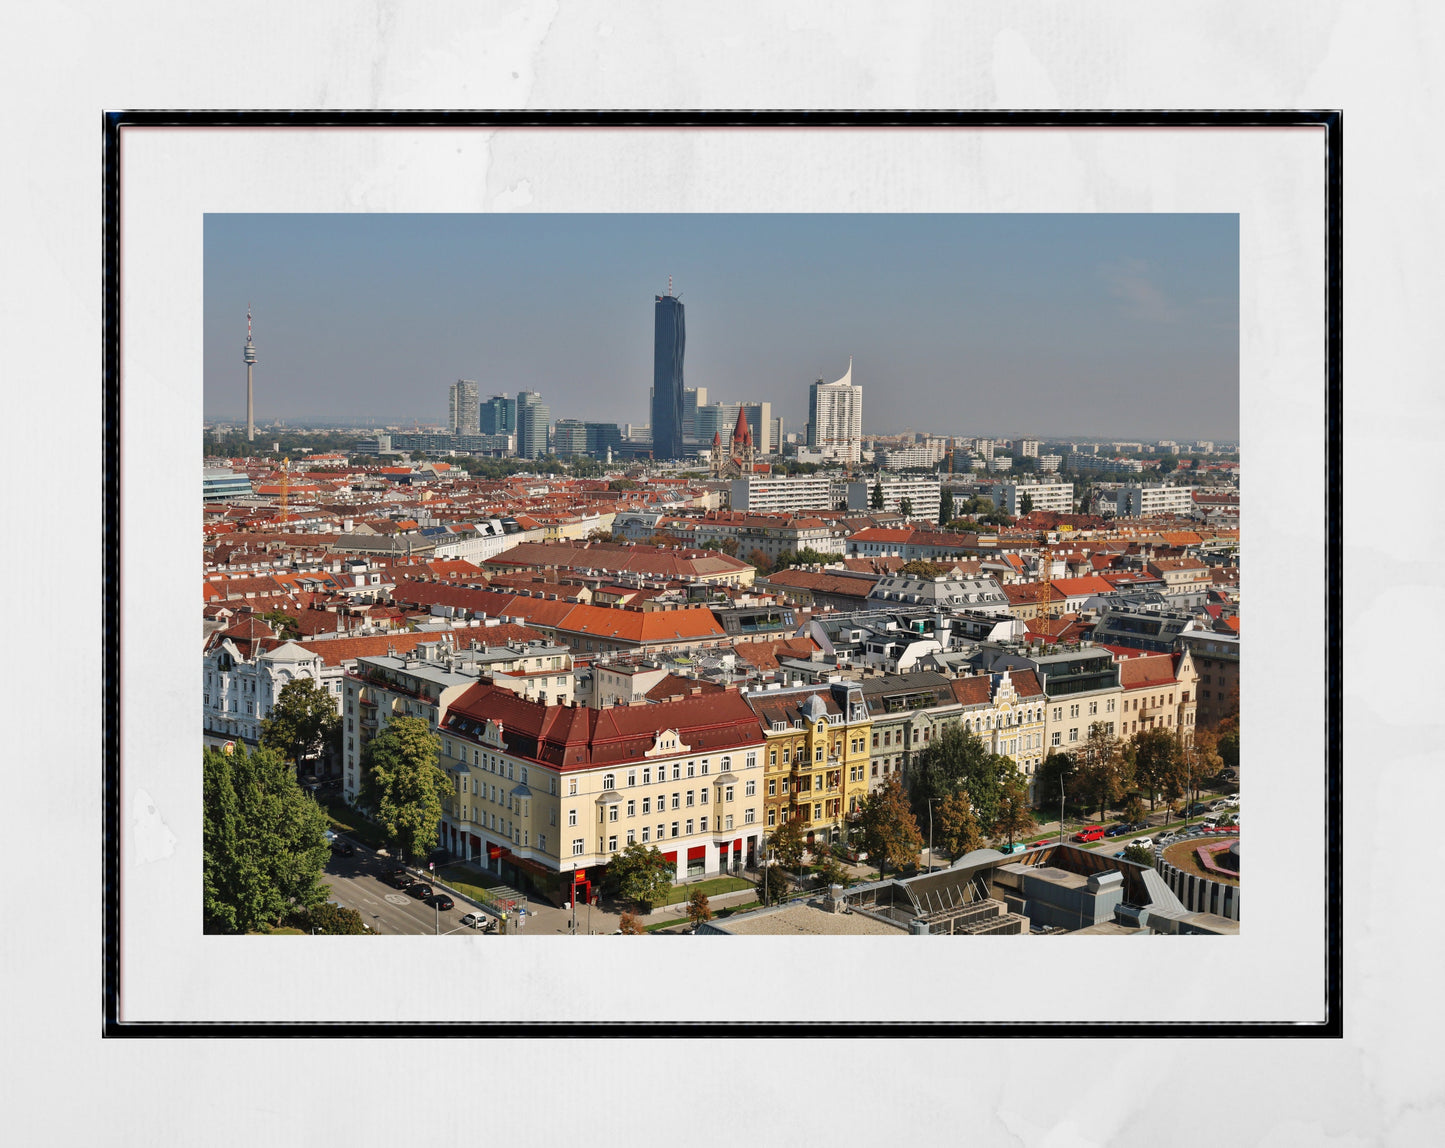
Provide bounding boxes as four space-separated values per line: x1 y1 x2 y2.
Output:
807 358 863 464
1013 438 1041 458
845 476 942 521
1037 454 1062 473
729 473 838 514
986 456 1013 472
1116 484 1196 518
998 481 1074 515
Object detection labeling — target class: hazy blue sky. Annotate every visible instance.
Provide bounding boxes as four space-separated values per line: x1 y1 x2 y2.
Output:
204 213 1238 440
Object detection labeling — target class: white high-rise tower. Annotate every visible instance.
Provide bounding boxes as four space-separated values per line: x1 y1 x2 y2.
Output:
243 305 258 442
807 357 862 463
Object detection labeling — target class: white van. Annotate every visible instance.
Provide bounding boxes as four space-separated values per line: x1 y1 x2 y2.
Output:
460 911 491 930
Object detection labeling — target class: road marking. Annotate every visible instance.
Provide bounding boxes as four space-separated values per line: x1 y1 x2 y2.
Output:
383 894 410 906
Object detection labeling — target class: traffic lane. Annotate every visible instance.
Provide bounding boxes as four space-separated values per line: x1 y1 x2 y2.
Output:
322 853 471 935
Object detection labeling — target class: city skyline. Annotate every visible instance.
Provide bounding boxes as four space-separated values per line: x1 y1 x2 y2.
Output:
204 213 1239 439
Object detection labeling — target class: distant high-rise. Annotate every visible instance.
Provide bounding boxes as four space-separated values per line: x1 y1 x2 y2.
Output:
448 379 480 436
480 393 516 437
807 358 862 463
242 305 258 442
651 285 686 459
682 386 707 441
552 419 588 458
516 391 550 459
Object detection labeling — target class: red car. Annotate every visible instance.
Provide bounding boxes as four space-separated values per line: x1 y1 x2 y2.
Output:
1071 826 1106 843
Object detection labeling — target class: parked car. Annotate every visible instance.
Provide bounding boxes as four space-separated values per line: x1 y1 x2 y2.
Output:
1071 826 1106 843
428 894 454 911
1209 799 1230 812
1186 802 1211 817
1104 823 1133 838
407 883 433 899
380 870 412 889
1155 831 1178 846
329 839 354 856
460 911 491 930
1128 836 1154 850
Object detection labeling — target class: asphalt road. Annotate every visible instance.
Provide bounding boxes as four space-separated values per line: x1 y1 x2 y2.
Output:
321 846 486 936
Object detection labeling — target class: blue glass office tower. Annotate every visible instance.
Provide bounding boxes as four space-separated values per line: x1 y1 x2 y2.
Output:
651 291 686 459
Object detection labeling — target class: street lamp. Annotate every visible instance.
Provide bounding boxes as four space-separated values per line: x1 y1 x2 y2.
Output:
927 798 934 873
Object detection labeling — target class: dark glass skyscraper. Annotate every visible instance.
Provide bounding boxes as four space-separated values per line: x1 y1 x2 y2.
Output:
651 291 686 459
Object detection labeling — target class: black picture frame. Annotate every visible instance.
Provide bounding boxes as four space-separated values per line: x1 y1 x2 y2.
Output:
103 109 1341 1037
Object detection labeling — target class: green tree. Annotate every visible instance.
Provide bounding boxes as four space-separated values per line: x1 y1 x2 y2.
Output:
992 766 1038 849
909 722 1011 830
1157 454 1178 474
203 743 330 934
898 559 945 579
939 486 954 525
716 536 740 557
769 814 807 870
261 676 341 777
1215 714 1239 773
1180 729 1223 808
899 497 913 518
357 715 448 863
775 549 797 569
1131 726 1181 809
259 609 300 640
1121 844 1156 867
1123 793 1147 825
1020 493 1034 516
607 842 675 910
607 478 639 492
857 776 924 879
793 546 833 565
686 888 713 930
1036 751 1073 814
1071 724 1130 821
871 480 884 510
296 901 371 934
932 789 984 861
811 840 849 888
756 862 791 905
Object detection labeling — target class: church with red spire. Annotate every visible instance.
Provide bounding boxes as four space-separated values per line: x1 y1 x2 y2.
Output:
710 406 758 479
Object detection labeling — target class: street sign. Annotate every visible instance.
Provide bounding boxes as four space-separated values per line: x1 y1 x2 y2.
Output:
573 869 587 884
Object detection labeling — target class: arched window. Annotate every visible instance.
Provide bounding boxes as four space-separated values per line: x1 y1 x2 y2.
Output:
602 773 615 790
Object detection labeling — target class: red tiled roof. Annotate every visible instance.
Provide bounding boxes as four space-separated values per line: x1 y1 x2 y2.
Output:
444 681 762 771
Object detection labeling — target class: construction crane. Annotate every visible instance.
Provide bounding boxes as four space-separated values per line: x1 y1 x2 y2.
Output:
1035 561 1057 637
279 457 290 525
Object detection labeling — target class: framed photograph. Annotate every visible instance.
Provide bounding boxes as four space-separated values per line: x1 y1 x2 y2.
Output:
105 111 1339 1033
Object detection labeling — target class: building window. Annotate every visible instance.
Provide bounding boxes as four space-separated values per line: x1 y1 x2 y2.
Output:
685 819 694 835
1051 732 1061 747
568 809 577 826
568 778 578 796
671 822 680 838
724 785 734 802
672 763 681 780
642 767 651 785
642 827 650 843
1088 701 1097 715
813 803 822 820
724 815 733 831
782 746 790 763
607 835 617 853
745 779 756 797
1069 728 1079 742
686 790 695 807
626 799 635 817
746 752 757 769
745 809 756 824
780 778 790 794
671 793 680 810
608 805 618 822
1106 699 1116 713
602 773 615 790
687 762 695 777
627 770 636 787
815 747 824 762
769 748 778 766
572 839 584 856
767 778 776 796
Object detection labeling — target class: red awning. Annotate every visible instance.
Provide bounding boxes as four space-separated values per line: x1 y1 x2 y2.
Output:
687 846 706 861
663 852 678 865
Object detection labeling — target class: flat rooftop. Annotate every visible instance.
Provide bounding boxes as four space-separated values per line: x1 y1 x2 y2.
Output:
711 901 903 936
